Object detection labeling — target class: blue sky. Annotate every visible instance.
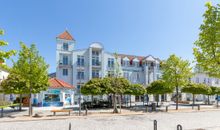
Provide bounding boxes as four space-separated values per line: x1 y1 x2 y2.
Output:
0 0 219 73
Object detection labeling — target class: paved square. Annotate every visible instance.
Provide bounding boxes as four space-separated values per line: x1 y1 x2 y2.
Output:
0 110 220 130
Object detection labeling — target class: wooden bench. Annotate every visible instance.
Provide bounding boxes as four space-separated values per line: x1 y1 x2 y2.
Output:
51 109 72 116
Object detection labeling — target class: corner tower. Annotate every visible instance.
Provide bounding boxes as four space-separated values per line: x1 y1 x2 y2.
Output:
56 30 75 85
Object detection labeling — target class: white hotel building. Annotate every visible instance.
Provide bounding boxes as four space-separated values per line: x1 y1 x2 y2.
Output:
56 30 166 104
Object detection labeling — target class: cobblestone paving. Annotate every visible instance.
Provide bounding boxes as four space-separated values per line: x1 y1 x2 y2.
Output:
1 110 220 130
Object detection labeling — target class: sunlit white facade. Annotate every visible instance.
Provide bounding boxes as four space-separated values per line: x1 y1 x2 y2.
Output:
56 30 168 104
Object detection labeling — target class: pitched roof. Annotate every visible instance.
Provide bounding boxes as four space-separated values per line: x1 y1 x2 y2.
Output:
49 78 74 89
57 30 75 41
118 54 145 61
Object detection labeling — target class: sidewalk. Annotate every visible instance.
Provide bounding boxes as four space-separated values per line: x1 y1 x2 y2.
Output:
1 103 220 122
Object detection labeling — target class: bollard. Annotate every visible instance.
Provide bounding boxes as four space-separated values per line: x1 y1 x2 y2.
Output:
85 105 88 116
198 105 200 110
152 103 156 111
1 108 3 118
177 124 182 130
146 106 148 112
69 123 71 130
166 106 168 112
154 120 157 130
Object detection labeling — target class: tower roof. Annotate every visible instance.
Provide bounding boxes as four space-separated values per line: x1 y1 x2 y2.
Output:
57 30 75 41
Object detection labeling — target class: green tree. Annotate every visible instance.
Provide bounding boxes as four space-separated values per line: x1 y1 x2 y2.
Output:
182 83 211 109
147 80 173 106
0 29 16 63
81 78 105 95
104 77 130 113
0 72 27 111
81 77 130 113
125 84 146 107
212 87 220 107
161 54 192 110
12 43 49 116
193 2 220 78
206 86 218 105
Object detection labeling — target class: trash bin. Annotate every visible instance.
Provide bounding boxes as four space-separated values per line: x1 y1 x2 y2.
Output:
152 103 156 111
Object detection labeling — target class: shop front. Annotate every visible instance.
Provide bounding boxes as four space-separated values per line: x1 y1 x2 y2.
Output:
35 78 75 107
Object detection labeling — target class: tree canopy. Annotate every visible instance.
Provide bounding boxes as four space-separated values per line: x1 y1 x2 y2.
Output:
161 54 192 88
147 80 173 95
104 77 131 95
12 43 49 94
81 78 107 95
161 54 192 110
193 2 220 78
181 83 211 95
9 42 49 116
125 84 146 96
0 29 16 63
0 72 27 94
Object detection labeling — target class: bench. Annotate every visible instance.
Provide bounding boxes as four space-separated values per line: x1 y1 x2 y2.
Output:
51 109 72 116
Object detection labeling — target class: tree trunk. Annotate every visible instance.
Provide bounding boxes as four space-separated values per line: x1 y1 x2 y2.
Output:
29 88 32 117
192 94 195 109
176 86 179 110
156 95 159 107
119 94 122 113
19 94 22 111
208 95 210 105
147 95 149 106
217 94 219 108
130 95 132 108
113 94 118 113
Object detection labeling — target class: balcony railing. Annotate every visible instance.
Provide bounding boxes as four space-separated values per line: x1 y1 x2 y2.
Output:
92 61 101 66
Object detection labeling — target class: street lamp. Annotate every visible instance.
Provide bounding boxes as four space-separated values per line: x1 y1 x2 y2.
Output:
78 84 81 116
77 68 83 116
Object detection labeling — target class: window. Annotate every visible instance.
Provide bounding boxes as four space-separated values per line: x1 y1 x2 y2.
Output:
76 85 81 94
215 79 219 84
77 55 84 66
92 51 100 66
134 62 139 67
108 58 114 68
44 94 60 102
137 73 140 82
122 60 130 67
92 70 99 78
123 72 129 80
196 77 199 83
92 56 100 66
77 71 84 80
157 74 160 80
156 64 160 72
92 51 99 56
63 69 68 76
63 43 69 51
204 78 206 84
208 78 211 83
63 55 68 65
108 71 114 77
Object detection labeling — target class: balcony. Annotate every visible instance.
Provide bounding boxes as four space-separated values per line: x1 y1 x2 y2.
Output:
92 75 100 79
58 61 72 68
92 61 101 68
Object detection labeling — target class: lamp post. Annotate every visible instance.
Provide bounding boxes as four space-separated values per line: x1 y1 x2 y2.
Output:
78 85 81 116
78 65 84 116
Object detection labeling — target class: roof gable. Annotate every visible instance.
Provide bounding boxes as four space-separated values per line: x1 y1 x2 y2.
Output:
49 78 74 89
145 55 156 61
57 30 75 41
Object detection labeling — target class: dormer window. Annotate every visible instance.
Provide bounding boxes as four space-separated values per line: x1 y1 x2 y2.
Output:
63 43 69 51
